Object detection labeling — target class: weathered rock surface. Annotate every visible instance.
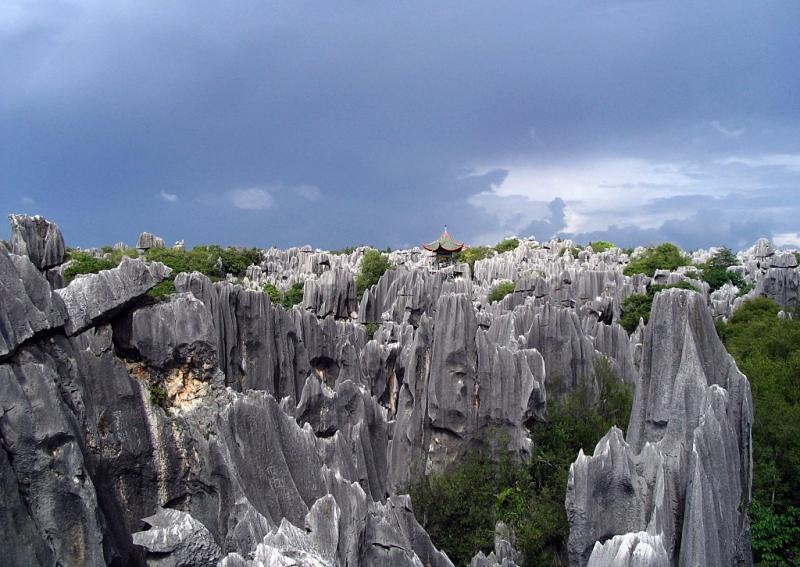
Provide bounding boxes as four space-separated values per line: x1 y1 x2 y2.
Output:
57 256 172 335
132 508 223 566
137 231 165 250
566 289 753 567
9 214 66 270
113 293 216 368
586 532 669 567
0 246 66 360
1 216 764 566
303 267 357 319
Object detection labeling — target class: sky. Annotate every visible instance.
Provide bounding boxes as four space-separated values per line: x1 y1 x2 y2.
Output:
2 1 799 251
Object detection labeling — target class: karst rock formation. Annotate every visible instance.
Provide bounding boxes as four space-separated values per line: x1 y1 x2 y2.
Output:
1 215 787 566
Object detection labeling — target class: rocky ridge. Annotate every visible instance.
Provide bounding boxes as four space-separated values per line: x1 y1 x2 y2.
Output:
1 215 786 566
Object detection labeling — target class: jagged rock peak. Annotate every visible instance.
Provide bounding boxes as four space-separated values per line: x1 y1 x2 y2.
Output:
566 289 753 567
9 214 66 270
0 245 66 360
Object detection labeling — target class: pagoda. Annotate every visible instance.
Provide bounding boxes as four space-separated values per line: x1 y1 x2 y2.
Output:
423 226 466 267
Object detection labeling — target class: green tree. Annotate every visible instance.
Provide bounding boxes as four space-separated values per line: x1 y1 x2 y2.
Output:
619 281 698 333
699 247 745 291
263 283 282 305
495 238 520 253
408 359 633 567
623 243 690 277
488 281 516 303
282 282 305 310
455 246 495 274
356 249 393 299
589 241 615 253
717 298 800 564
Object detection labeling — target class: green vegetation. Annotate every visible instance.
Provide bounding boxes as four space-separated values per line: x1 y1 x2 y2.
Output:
263 283 282 305
149 384 169 411
589 240 615 253
329 246 357 256
63 244 261 289
356 249 393 299
408 359 633 566
263 282 304 310
365 322 379 340
145 245 260 278
495 238 520 253
622 243 690 277
696 247 747 292
63 248 138 283
488 281 516 304
619 281 699 333
750 500 800 565
717 297 800 564
455 246 495 272
147 280 177 299
282 282 305 310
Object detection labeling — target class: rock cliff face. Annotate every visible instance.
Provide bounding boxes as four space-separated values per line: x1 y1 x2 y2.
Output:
566 290 753 566
1 215 760 566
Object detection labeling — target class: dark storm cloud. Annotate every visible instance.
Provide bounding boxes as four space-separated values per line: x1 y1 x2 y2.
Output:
1 1 798 250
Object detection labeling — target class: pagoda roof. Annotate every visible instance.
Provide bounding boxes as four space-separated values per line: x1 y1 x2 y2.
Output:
423 229 466 253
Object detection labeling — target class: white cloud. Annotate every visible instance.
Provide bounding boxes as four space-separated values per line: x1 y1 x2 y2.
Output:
158 190 178 202
711 120 744 138
716 153 800 172
21 196 35 205
467 157 706 234
231 187 273 210
292 184 322 201
774 232 800 248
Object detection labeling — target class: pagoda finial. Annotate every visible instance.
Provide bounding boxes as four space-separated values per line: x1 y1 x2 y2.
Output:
444 224 448 232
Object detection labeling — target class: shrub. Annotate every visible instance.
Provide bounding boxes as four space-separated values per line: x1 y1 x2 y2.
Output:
570 246 582 259
589 241 615 253
147 279 176 299
622 243 690 277
282 282 305 310
455 246 495 274
149 384 169 411
219 247 261 277
495 238 519 253
619 281 698 333
356 249 393 299
62 251 117 283
330 246 356 256
488 281 516 303
263 283 282 305
365 322 379 340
